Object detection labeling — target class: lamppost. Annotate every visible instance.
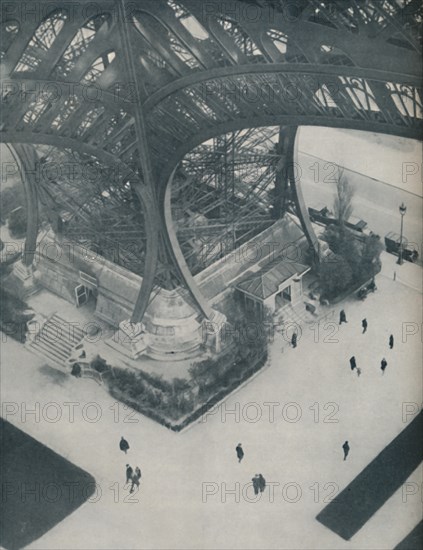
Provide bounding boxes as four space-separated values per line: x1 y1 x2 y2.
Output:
397 202 407 265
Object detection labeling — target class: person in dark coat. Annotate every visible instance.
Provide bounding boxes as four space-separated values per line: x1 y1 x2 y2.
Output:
252 475 260 496
119 436 129 454
130 474 140 494
71 363 82 378
236 443 244 463
291 332 297 348
389 334 394 349
356 367 362 377
125 464 133 485
339 310 347 324
258 474 266 493
381 358 387 374
349 356 357 371
130 467 141 493
362 318 368 333
342 441 350 461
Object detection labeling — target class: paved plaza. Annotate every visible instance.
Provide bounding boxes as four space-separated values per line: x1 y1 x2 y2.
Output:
1 252 422 550
1 2 421 548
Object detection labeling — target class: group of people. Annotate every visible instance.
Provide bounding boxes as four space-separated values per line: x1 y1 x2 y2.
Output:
252 474 266 495
340 306 396 461
120 436 142 493
340 310 394 376
236 444 266 495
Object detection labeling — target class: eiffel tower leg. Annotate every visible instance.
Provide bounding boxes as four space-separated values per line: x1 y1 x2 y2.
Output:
7 144 40 296
130 184 159 324
161 168 219 322
284 126 321 264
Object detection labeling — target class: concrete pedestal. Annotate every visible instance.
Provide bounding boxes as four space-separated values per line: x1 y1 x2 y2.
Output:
107 320 147 360
11 261 40 297
202 310 227 353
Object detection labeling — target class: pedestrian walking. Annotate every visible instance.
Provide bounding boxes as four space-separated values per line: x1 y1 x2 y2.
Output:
258 474 266 493
389 334 394 349
291 332 297 348
362 318 368 333
119 436 129 454
252 475 260 496
356 367 362 377
342 441 350 461
381 358 387 374
125 464 133 485
349 356 357 371
130 474 140 493
71 363 82 378
339 310 347 324
236 443 244 463
130 467 141 493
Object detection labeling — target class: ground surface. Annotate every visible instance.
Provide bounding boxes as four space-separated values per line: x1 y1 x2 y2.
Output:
317 411 423 540
0 252 421 550
1 128 422 549
0 419 95 550
297 128 422 247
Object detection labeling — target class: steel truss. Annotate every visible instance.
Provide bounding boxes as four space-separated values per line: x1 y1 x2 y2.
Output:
1 0 421 323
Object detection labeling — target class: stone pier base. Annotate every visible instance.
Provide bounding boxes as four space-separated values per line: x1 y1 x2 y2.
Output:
6 261 40 298
107 320 147 360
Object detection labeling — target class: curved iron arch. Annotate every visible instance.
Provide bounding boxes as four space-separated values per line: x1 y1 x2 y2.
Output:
1 135 158 325
0 0 421 325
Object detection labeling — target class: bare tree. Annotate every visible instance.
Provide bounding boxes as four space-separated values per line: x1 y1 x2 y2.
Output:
333 168 354 230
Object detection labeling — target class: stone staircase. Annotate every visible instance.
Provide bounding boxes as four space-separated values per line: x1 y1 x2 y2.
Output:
27 313 85 371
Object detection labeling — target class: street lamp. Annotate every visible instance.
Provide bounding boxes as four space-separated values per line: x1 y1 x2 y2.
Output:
397 202 407 265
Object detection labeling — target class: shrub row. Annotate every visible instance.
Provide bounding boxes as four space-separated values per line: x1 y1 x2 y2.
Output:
94 340 267 430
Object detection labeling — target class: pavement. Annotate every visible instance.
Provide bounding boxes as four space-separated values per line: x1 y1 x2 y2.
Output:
296 127 422 249
0 253 422 550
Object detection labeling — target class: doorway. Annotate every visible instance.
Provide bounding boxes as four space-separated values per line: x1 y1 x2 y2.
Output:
74 284 97 308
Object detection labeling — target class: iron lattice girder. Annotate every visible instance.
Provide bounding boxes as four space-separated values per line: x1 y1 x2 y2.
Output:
170 127 292 276
146 65 422 176
0 0 422 323
1 2 421 182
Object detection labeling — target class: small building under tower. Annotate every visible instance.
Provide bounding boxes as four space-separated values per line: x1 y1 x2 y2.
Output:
235 259 311 317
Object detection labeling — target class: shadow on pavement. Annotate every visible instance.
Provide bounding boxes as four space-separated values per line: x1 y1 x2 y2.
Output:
0 418 95 550
316 411 423 541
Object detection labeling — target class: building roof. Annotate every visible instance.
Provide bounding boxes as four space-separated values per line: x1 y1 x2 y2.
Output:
236 260 310 301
